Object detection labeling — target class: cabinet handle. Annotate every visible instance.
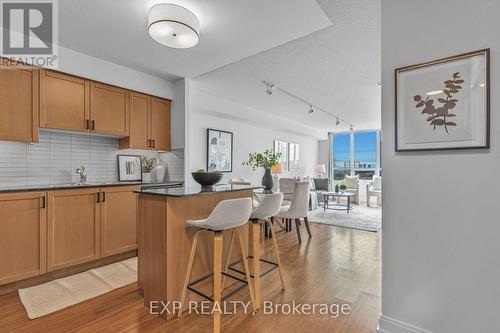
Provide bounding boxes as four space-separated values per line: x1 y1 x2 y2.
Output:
152 139 155 149
96 193 101 203
40 196 46 209
86 119 90 130
91 120 95 131
102 192 106 203
148 139 151 148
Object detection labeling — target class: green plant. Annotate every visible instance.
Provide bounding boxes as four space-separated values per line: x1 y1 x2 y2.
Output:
242 149 281 170
140 156 158 173
339 184 347 191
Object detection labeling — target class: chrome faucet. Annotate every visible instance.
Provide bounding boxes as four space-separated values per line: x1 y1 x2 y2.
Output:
75 166 88 183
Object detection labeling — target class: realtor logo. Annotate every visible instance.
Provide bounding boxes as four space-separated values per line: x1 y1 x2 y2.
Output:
1 0 58 67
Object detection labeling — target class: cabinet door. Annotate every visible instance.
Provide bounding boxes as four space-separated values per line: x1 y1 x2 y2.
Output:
0 192 46 285
40 70 90 132
119 92 150 149
47 189 100 271
150 97 171 151
90 82 129 136
100 186 138 257
0 65 39 142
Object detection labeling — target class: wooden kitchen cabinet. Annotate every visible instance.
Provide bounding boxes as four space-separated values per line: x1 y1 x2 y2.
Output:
47 188 101 271
100 186 139 257
119 92 150 149
0 63 39 143
39 70 90 132
90 82 129 136
150 97 171 151
0 192 47 285
120 95 171 151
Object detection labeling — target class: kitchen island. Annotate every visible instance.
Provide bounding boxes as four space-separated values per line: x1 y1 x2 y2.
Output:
136 184 261 320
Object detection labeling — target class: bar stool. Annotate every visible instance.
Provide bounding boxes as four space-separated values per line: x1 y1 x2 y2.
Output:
275 181 311 244
225 193 285 310
177 197 256 333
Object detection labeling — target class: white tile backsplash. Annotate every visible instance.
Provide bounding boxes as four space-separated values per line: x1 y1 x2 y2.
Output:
0 130 184 186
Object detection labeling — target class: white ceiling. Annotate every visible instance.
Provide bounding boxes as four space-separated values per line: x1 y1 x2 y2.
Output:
192 0 381 132
58 0 332 81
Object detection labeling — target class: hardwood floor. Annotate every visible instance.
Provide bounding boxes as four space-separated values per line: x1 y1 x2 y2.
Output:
0 222 381 333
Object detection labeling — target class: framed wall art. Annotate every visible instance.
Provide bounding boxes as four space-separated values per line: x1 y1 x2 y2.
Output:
117 155 142 182
395 49 490 151
207 128 233 172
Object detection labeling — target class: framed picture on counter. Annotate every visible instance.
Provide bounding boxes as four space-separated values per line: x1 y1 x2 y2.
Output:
395 49 490 151
118 155 142 181
207 128 233 172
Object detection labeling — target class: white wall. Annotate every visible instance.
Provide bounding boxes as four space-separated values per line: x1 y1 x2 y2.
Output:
171 78 188 148
188 88 320 186
380 1 500 333
57 47 173 99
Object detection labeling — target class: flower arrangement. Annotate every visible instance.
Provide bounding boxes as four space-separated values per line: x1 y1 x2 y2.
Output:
140 156 158 173
242 150 281 170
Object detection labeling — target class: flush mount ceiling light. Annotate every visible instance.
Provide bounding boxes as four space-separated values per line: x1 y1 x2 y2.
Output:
148 4 200 49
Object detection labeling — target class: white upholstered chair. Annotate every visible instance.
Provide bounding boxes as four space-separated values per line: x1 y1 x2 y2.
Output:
366 176 382 207
338 175 360 205
275 181 311 244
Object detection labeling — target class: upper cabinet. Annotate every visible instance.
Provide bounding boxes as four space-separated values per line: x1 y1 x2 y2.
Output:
1 65 169 146
90 82 129 136
39 70 89 132
150 97 171 152
120 94 171 152
0 64 39 143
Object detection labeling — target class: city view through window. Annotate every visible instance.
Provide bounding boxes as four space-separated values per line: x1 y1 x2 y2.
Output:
332 131 381 180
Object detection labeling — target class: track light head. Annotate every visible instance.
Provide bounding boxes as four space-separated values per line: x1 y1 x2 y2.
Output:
336 117 340 126
264 81 274 96
308 106 314 114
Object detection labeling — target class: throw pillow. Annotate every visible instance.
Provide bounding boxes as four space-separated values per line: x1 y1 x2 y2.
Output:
372 176 382 190
314 178 329 191
344 175 359 189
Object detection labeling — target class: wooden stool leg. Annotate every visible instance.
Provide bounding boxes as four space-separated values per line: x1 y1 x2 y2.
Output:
213 231 223 333
178 230 203 318
304 216 312 238
248 222 253 257
295 218 302 244
266 219 285 290
235 228 257 312
251 221 261 310
221 230 235 292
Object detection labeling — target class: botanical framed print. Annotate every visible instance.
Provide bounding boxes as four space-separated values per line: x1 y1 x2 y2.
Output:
395 49 490 151
118 155 142 182
207 128 233 172
274 140 289 171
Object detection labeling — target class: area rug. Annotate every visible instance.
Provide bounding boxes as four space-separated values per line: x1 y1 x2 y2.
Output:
18 257 137 319
308 205 381 232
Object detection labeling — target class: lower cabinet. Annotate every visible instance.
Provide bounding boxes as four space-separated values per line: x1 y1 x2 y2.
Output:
100 186 138 257
47 188 101 271
0 192 47 285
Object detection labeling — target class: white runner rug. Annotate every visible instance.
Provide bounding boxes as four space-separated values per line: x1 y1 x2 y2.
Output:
18 257 137 319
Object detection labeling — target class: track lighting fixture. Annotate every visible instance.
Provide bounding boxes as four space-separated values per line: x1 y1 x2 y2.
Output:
261 80 354 129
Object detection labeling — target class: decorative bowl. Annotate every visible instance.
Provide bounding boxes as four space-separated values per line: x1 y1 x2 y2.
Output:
191 172 223 188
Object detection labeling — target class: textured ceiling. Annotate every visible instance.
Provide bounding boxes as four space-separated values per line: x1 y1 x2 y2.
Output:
57 0 331 81
192 0 381 132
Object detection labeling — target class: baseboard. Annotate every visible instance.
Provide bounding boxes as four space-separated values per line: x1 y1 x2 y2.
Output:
378 315 433 333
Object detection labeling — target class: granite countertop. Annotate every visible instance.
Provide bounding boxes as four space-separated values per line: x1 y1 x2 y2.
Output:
0 180 184 193
136 184 263 197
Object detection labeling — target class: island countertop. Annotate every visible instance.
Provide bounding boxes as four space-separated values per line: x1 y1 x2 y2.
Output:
136 184 262 197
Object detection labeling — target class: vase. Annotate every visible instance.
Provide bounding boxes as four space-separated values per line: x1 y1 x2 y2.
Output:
142 172 152 183
262 168 274 193
154 165 166 182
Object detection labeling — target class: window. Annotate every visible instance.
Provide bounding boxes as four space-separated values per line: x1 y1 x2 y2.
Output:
332 133 350 180
354 131 377 180
332 130 381 180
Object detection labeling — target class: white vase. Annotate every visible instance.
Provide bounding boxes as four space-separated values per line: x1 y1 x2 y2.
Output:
154 165 166 182
142 172 152 183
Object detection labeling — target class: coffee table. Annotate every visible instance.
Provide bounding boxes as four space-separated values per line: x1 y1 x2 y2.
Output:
323 192 355 213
